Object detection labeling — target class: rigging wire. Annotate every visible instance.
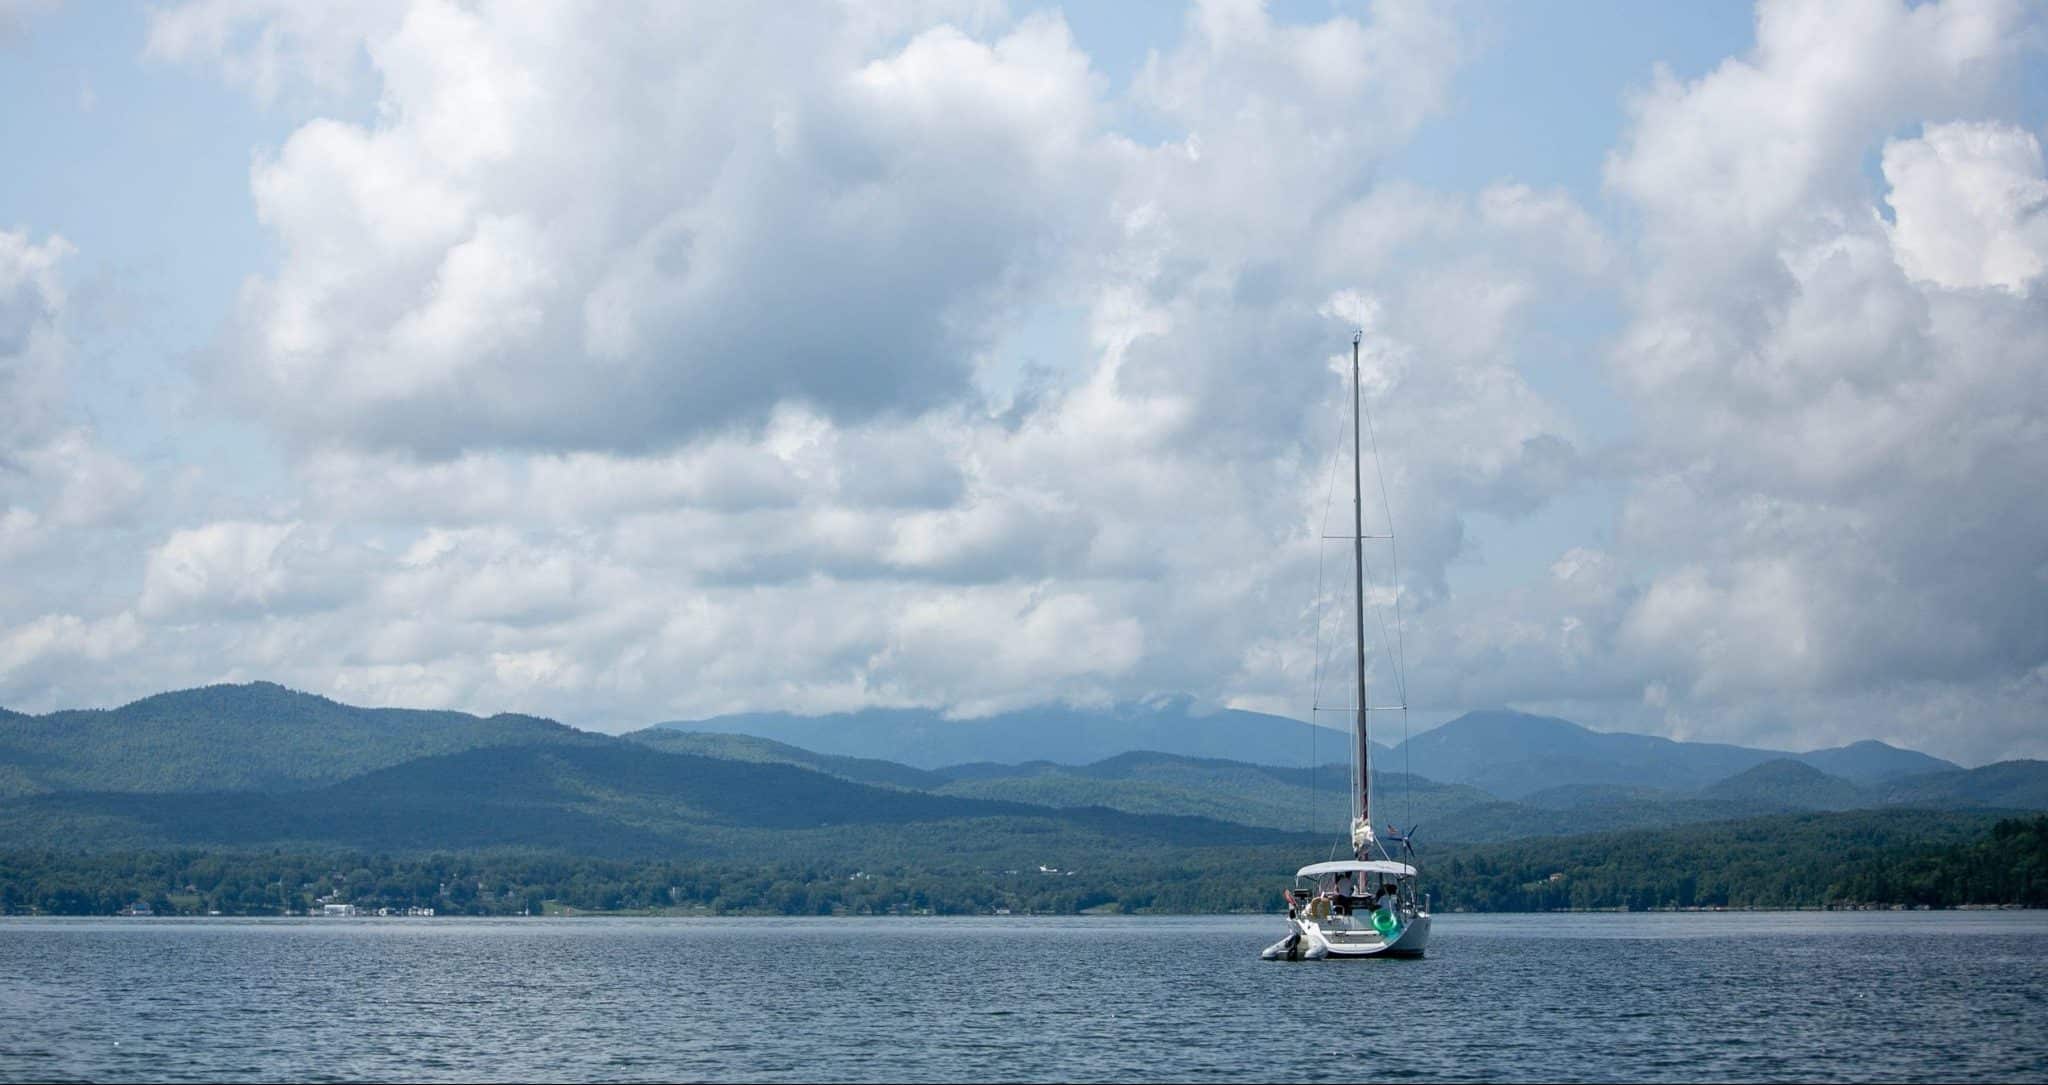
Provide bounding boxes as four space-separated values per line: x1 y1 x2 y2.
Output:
1347 392 1398 841
1359 353 1415 831
1306 339 1418 842
1306 368 1349 838
1362 393 1410 708
1359 531 1400 834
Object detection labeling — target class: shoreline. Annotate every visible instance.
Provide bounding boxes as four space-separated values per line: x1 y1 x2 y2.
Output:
4 902 2039 919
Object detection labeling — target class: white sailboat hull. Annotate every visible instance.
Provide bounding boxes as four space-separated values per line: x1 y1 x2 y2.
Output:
1263 912 1431 960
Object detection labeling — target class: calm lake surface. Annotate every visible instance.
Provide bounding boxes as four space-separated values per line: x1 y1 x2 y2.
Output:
2 912 2044 1082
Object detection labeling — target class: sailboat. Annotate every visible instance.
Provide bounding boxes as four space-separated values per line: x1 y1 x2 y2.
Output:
1262 331 1432 961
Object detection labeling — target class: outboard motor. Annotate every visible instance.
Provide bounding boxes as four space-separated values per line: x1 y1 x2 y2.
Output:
1260 932 1301 961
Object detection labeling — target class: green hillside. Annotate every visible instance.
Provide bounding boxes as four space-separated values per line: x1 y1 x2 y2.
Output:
0 682 588 796
932 755 1492 837
649 697 1375 768
916 751 1921 844
1872 761 2048 809
1391 709 1960 795
3 683 2044 919
1698 759 1867 810
624 729 948 790
0 741 1305 859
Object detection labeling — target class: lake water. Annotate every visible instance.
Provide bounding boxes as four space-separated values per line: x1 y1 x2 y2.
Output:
2 913 2044 1082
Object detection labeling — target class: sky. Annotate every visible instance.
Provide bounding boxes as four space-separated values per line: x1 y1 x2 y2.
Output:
2 0 2045 765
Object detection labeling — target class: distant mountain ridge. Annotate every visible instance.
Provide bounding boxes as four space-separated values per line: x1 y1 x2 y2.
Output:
648 702 1961 791
0 682 589 796
648 697 1380 769
1873 760 2048 810
0 683 2041 867
625 730 948 791
1386 709 1959 798
5 686 1967 799
0 735 1307 859
1698 759 1869 810
877 745 2045 844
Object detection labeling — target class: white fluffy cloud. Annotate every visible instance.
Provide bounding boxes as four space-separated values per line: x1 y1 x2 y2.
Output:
0 232 145 560
143 0 407 105
92 0 1577 729
4 0 2044 767
0 231 149 701
1885 121 2048 293
0 230 72 447
194 3 1125 453
1543 0 2048 758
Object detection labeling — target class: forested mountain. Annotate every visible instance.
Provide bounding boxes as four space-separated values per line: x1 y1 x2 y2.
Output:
2 682 2042 915
0 682 586 796
1388 709 1959 797
641 736 2046 844
1870 760 2048 809
4 683 1976 812
624 729 948 790
646 696 1380 769
648 702 1962 792
927 753 1491 837
0 741 1304 859
1698 759 1870 810
1799 739 1966 782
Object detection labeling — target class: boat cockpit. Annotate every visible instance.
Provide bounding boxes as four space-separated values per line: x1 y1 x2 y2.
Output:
1288 860 1422 925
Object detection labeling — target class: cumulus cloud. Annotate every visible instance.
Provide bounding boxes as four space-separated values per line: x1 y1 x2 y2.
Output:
185 3 1126 454
1605 0 2022 255
50 0 1597 731
14 2 1606 735
7 0 2042 769
140 521 305 619
0 231 144 561
143 0 405 105
0 230 72 445
1208 0 2048 764
1885 121 2048 293
1567 0 2048 760
0 612 143 691
0 233 149 698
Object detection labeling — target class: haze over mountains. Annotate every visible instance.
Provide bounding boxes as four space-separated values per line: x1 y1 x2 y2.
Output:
1383 709 1958 797
650 697 1377 770
0 683 2039 859
654 701 1961 792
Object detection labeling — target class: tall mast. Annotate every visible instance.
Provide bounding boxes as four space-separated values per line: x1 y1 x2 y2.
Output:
1350 331 1372 860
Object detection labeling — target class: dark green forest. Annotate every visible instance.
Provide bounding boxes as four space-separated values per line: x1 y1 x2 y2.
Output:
7 813 2040 917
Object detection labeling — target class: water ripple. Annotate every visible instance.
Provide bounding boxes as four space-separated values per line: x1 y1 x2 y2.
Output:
0 913 2043 1082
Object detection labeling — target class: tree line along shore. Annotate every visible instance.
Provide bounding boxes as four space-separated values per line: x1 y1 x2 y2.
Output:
5 813 2040 918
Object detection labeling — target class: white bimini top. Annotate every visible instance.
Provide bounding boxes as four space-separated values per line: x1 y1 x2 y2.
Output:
1296 860 1417 880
